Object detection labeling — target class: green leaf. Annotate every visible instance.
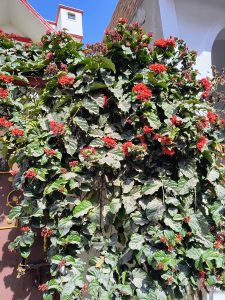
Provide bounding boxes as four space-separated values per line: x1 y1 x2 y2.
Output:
64 135 77 156
110 198 122 214
73 200 93 218
207 169 219 182
122 195 136 214
8 206 21 220
58 217 74 236
144 111 161 129
132 268 147 288
142 180 162 195
98 57 116 73
186 248 203 260
215 184 225 201
83 98 99 115
129 233 145 250
73 116 89 132
146 199 165 222
117 284 133 296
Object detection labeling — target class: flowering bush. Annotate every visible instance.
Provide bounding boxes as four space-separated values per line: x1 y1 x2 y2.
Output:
1 20 225 300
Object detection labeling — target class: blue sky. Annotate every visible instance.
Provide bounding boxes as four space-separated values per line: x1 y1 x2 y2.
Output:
29 0 118 45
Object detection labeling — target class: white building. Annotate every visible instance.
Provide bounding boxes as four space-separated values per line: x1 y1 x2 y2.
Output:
0 0 83 42
108 0 225 78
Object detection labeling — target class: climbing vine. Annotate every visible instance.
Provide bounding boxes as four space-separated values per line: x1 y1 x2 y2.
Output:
0 20 225 300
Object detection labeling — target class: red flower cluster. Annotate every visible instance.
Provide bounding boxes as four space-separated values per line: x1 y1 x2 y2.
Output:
81 282 89 295
69 160 78 167
162 147 175 156
0 117 13 127
154 38 176 48
10 169 18 176
81 146 96 158
0 74 13 83
60 168 68 174
207 111 218 124
0 87 9 99
200 78 211 99
11 128 24 137
20 226 30 232
118 17 127 24
46 52 54 60
44 148 56 156
58 75 75 87
49 120 65 135
154 135 172 145
122 141 133 157
132 83 152 101
137 134 145 144
197 136 208 152
25 170 37 178
175 234 183 242
198 116 210 129
38 284 48 292
221 120 225 127
183 216 191 223
104 95 109 107
171 115 182 126
149 63 167 73
143 125 154 134
41 227 53 238
102 136 117 148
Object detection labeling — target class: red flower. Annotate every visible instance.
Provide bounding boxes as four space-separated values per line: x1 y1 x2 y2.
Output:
197 136 208 152
162 147 175 156
102 136 117 148
11 128 24 137
46 52 54 60
137 134 145 144
0 117 13 127
81 146 96 158
58 187 65 193
58 259 66 267
60 168 68 174
58 75 75 87
143 125 154 134
0 87 9 99
214 241 222 249
122 141 133 157
60 63 68 72
149 64 167 73
207 112 217 124
41 227 53 238
154 38 176 48
44 148 56 156
171 115 182 126
175 234 183 242
25 170 37 178
221 120 225 127
0 74 13 83
132 83 152 101
118 17 127 24
133 21 140 28
160 236 168 244
81 282 89 294
154 133 159 140
49 120 65 135
104 95 109 107
187 232 193 236
198 117 210 129
10 169 18 176
167 244 174 251
160 136 172 145
69 160 78 167
38 284 48 292
21 226 30 232
183 216 191 223
200 78 211 98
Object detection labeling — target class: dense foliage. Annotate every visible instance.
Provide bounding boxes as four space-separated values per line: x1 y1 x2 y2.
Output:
0 20 225 300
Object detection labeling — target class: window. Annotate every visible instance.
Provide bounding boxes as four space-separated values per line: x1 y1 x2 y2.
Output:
68 13 76 20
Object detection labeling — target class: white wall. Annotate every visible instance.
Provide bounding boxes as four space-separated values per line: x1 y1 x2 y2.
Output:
56 8 83 37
